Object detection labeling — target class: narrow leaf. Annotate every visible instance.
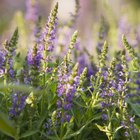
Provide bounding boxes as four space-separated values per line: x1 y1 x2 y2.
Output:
20 130 39 138
0 112 16 138
63 117 97 139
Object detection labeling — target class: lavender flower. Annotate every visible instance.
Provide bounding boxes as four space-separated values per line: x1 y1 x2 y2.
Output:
102 114 108 120
0 50 6 67
56 63 80 122
120 115 137 138
8 58 15 79
40 2 58 53
19 57 31 85
64 114 71 122
27 49 34 65
130 117 135 123
27 44 42 86
135 72 140 100
34 16 42 44
9 93 27 118
44 119 54 136
2 28 19 81
99 58 117 121
27 45 42 69
0 50 6 77
40 16 58 52
124 131 129 137
25 0 38 22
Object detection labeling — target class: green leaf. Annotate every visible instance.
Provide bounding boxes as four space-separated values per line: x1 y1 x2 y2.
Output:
95 124 109 133
0 112 16 138
127 100 140 117
40 132 59 140
73 100 88 108
20 130 39 138
129 103 140 117
112 126 123 139
63 124 86 139
135 118 140 127
37 112 48 129
50 82 57 93
63 117 97 139
48 97 57 110
0 83 43 96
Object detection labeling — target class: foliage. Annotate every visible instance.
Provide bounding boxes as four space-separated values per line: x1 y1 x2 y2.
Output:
0 0 140 140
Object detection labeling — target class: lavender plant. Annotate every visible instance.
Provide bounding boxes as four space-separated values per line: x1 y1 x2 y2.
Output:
0 1 140 140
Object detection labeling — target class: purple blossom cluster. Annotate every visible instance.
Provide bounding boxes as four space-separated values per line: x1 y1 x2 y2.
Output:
40 16 58 52
136 72 140 95
56 63 80 122
0 41 17 80
25 0 38 22
9 93 27 118
7 58 15 79
27 46 42 69
100 71 116 120
100 58 128 120
0 50 6 77
121 116 138 138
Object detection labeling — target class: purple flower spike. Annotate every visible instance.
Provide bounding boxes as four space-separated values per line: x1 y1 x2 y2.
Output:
102 114 108 120
63 103 72 111
65 114 71 122
27 49 33 65
0 69 4 77
130 117 135 123
26 0 38 22
124 131 129 137
9 93 27 118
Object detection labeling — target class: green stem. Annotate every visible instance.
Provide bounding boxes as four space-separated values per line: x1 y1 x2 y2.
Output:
15 121 20 140
106 110 113 140
41 92 45 115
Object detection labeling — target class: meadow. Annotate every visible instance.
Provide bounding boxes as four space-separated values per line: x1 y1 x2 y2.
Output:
0 0 140 140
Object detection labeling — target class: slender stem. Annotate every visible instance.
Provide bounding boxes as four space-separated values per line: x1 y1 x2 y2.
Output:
15 120 20 140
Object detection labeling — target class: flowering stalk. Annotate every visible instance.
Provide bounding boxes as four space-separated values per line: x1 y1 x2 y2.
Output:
122 35 139 71
0 48 6 81
99 41 108 71
41 2 58 86
117 54 137 138
96 17 109 55
56 31 79 124
4 28 18 82
100 58 117 139
90 41 108 108
27 44 42 87
25 0 38 22
34 16 42 44
57 63 80 123
77 67 87 92
64 30 78 70
69 0 80 27
9 93 27 119
118 54 129 115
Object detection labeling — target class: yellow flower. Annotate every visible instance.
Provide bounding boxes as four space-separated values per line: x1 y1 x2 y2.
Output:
26 92 35 107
